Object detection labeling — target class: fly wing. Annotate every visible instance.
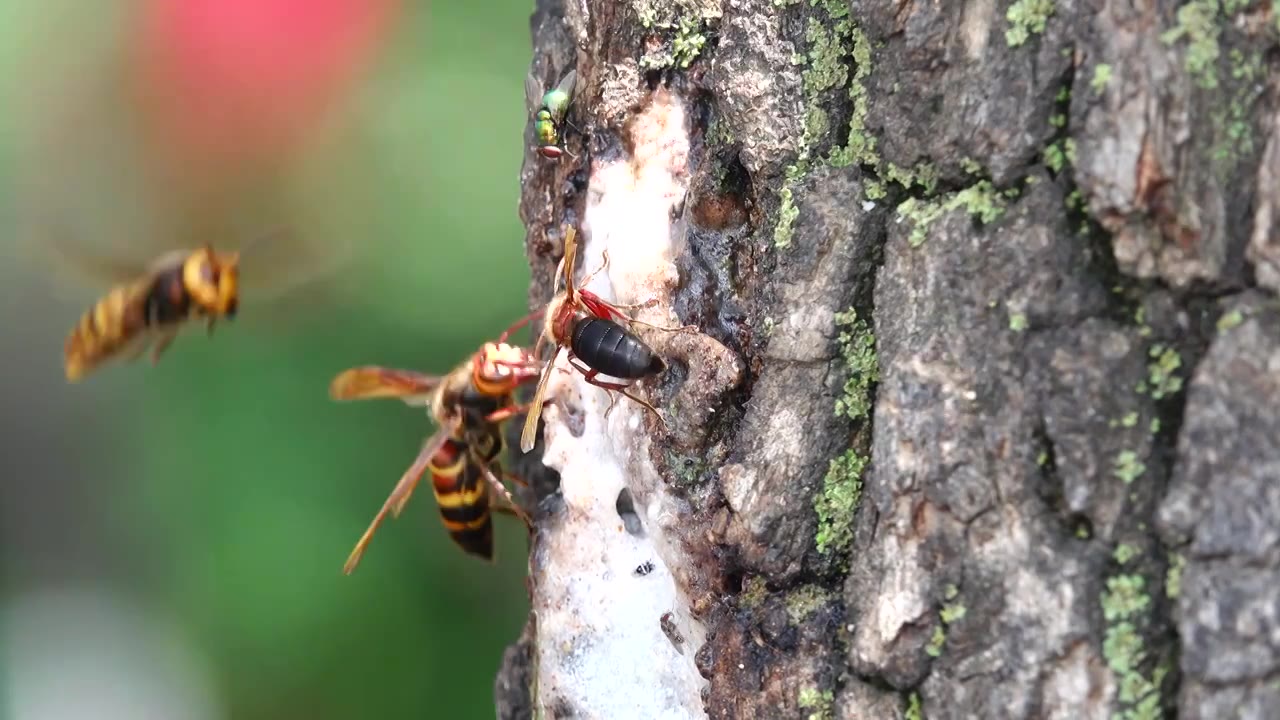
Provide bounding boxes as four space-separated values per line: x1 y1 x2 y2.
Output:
551 69 578 120
525 72 543 114
520 346 562 453
342 424 456 575
329 366 442 407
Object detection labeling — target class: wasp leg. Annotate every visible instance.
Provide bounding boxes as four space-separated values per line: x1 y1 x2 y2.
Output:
121 336 153 363
150 330 178 366
626 317 700 334
498 307 545 344
567 355 626 419
485 403 531 425
206 317 217 337
611 299 662 311
477 461 531 527
577 289 662 323
595 381 664 429
504 472 529 489
489 489 530 520
578 249 611 288
565 355 665 429
603 389 622 420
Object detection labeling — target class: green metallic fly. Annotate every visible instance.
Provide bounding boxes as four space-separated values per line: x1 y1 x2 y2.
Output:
525 69 577 159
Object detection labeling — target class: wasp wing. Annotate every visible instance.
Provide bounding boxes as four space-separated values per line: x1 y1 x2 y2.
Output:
520 346 562 453
560 225 579 292
28 220 165 296
342 424 457 575
329 366 442 407
231 224 353 302
390 422 457 518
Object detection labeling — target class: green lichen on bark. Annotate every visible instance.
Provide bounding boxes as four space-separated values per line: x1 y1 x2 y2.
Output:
896 181 1006 247
1101 573 1165 719
1143 345 1183 400
926 596 968 658
1005 0 1055 47
1091 64 1112 93
785 584 831 624
1113 450 1146 485
636 0 717 69
1161 0 1221 89
812 307 875 554
774 155 809 248
775 1 855 247
1165 552 1186 599
905 692 924 720
777 0 948 246
814 449 865 555
1216 308 1245 332
798 687 834 720
833 309 877 421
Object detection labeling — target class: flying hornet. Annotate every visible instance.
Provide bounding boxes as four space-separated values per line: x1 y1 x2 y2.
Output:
45 225 340 383
63 246 241 382
330 342 543 572
525 68 577 159
500 225 697 453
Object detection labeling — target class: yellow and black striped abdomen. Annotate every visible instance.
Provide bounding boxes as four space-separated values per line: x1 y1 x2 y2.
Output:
429 438 493 560
63 267 193 382
64 280 152 382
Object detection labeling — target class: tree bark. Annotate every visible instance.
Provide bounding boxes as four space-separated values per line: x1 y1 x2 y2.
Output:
497 1 1280 718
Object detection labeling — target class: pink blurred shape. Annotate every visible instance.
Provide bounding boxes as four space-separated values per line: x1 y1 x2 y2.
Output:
139 0 400 180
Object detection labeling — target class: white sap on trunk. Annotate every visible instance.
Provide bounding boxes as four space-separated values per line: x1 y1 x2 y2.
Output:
530 89 710 720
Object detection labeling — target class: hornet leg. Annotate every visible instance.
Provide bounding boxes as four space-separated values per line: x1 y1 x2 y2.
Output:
122 336 153 363
477 461 531 527
625 316 700 334
566 357 666 429
150 330 178 366
498 307 545 344
578 249 611 288
485 403 531 425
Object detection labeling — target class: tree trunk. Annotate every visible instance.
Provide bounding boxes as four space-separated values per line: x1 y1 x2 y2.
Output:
497 0 1280 718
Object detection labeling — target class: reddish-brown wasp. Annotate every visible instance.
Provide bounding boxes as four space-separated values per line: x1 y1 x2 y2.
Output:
501 225 696 452
330 342 542 572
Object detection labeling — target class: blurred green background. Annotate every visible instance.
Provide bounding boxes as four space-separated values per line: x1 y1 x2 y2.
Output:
0 1 537 718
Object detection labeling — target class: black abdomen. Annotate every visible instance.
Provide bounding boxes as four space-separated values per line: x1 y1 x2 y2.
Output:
570 317 664 379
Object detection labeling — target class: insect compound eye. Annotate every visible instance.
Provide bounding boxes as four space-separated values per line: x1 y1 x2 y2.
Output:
540 147 563 159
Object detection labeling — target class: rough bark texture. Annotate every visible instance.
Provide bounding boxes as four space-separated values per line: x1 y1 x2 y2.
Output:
497 0 1280 718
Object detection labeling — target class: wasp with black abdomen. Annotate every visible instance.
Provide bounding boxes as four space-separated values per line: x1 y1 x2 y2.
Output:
500 225 697 452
